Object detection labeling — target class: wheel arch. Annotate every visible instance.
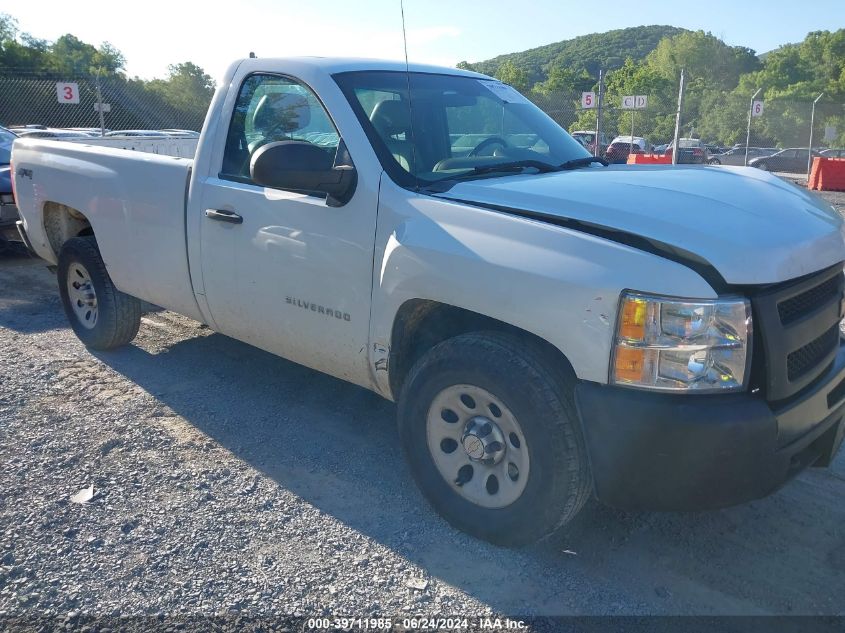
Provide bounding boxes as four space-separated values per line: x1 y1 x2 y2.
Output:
42 201 94 259
388 298 577 399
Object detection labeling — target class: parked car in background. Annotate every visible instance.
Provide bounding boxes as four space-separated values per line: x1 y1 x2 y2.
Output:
570 130 608 155
709 147 777 166
12 128 96 139
0 125 14 163
749 148 822 172
66 127 108 136
652 142 669 154
0 126 19 251
159 129 201 138
705 144 728 156
573 136 590 150
606 135 649 163
663 138 708 164
820 148 845 158
105 130 171 137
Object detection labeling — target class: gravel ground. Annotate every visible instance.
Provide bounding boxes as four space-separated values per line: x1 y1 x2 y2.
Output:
1 188 845 628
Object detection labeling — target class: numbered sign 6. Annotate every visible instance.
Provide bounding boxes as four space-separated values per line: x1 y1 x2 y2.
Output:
56 82 80 104
752 100 764 117
581 92 596 109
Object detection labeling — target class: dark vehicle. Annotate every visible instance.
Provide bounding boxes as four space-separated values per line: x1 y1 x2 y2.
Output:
0 126 20 252
605 141 644 164
749 148 822 172
664 138 708 164
709 146 778 166
820 148 845 159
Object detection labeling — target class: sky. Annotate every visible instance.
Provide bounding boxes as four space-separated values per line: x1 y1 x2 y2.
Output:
3 0 844 81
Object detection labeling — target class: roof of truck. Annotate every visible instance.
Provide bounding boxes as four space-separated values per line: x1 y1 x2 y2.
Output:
233 56 491 80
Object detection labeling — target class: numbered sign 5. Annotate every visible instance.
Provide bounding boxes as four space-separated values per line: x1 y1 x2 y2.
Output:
581 92 595 109
752 100 764 117
56 82 80 104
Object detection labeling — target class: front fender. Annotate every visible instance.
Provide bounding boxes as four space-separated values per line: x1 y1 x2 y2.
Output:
369 176 716 398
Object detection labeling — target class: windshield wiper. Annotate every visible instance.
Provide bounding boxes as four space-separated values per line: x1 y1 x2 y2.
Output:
469 160 559 176
557 156 608 170
421 156 608 193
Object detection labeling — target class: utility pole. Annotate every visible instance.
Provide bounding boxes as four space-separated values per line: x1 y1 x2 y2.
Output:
744 88 761 166
594 69 604 158
671 68 685 165
807 92 824 179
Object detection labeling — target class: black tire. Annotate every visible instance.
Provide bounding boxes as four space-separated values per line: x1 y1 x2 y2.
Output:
398 331 591 546
57 236 141 350
757 162 768 171
708 158 721 165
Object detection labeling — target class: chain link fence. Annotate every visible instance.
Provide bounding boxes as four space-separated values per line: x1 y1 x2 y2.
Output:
0 71 210 133
2 69 843 179
528 85 845 176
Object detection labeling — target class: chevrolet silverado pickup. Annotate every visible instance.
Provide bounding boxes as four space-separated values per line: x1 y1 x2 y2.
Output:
12 58 845 545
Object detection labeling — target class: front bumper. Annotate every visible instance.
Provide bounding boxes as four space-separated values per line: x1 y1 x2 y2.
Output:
575 341 845 511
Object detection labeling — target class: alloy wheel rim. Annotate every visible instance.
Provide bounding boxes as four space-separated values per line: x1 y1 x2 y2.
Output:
67 263 98 330
426 384 530 509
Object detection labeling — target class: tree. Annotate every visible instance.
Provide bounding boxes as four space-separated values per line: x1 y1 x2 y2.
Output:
494 60 530 92
599 58 676 142
0 13 17 44
533 64 593 95
147 62 215 120
646 30 760 91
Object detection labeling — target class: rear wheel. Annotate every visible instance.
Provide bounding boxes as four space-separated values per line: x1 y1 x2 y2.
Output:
708 158 721 165
757 162 769 171
58 236 141 350
398 331 591 546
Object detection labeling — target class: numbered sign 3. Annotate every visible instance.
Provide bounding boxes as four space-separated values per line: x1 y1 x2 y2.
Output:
56 82 80 104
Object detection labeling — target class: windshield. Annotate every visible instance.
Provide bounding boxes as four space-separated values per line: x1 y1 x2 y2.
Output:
334 71 590 188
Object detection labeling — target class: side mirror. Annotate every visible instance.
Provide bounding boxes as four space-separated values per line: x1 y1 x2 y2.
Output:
250 140 357 206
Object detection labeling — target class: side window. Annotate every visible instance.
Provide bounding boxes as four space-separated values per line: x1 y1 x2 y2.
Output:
221 74 340 181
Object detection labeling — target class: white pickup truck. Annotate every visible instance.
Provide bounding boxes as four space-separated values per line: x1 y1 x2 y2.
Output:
12 58 845 545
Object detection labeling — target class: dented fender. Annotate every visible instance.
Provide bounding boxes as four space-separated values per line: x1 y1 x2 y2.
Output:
368 175 716 398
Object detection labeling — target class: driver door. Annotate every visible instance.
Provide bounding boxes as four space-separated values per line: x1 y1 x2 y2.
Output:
197 72 378 387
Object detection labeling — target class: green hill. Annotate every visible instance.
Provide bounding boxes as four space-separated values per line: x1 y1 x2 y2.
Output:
462 25 688 84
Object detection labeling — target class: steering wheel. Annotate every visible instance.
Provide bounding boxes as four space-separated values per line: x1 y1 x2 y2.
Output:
468 136 509 157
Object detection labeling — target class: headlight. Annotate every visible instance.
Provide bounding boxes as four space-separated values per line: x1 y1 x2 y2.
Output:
611 291 752 392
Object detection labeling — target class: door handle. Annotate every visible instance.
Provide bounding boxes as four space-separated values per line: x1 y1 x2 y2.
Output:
205 209 243 224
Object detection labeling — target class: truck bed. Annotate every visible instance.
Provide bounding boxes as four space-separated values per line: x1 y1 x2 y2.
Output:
12 139 202 320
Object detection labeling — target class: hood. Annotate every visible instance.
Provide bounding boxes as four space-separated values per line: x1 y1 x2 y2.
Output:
433 165 845 286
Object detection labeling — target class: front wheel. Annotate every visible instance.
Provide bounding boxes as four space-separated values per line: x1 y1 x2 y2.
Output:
708 158 721 165
757 162 769 171
58 236 142 350
398 332 592 546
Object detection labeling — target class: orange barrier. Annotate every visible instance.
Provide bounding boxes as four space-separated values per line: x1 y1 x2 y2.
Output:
627 153 672 165
808 157 845 192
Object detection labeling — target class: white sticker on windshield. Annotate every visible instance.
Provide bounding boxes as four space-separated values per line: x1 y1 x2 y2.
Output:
480 81 531 105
